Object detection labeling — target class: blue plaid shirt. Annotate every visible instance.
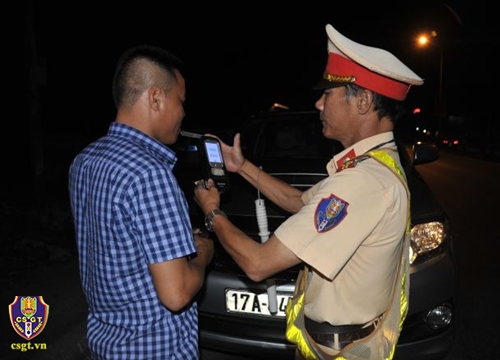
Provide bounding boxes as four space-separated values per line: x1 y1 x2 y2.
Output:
69 122 198 359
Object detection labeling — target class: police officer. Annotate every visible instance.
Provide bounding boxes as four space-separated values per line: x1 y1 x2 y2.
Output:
194 24 423 359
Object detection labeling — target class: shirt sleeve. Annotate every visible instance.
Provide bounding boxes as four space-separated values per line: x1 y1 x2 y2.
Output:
275 163 396 280
128 166 196 264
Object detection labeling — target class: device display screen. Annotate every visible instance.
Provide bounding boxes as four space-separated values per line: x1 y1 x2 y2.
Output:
204 141 223 165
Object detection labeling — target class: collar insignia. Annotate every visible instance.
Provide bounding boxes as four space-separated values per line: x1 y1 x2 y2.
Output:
336 149 357 171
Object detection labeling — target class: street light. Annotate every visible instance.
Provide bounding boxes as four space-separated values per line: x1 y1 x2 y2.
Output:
416 31 444 133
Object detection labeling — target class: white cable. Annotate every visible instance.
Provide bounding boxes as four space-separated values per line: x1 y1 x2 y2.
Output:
255 166 277 314
255 198 270 241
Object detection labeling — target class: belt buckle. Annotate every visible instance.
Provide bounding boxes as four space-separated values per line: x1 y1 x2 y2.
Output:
308 322 376 351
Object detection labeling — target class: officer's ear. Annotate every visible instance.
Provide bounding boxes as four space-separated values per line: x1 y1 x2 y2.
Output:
357 89 374 115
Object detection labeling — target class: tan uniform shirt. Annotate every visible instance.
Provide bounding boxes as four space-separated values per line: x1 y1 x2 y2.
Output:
275 132 408 325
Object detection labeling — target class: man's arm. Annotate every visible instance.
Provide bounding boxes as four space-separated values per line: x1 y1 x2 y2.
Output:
149 234 213 312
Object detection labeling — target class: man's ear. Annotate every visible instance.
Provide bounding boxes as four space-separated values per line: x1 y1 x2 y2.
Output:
149 86 162 111
357 89 373 114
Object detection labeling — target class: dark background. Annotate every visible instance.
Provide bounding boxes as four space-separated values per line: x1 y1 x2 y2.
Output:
8 1 499 205
3 3 499 358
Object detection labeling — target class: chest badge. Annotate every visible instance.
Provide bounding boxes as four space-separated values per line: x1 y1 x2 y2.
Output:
315 194 349 232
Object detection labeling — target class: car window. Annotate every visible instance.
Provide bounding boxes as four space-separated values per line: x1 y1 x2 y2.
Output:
240 115 342 161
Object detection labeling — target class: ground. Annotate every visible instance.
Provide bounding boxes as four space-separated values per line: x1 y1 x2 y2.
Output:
0 200 90 360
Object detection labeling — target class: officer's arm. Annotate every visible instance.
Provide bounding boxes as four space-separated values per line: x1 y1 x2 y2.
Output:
207 214 301 281
237 159 304 213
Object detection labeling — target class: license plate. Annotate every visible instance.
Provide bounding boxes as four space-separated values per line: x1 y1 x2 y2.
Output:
225 288 292 317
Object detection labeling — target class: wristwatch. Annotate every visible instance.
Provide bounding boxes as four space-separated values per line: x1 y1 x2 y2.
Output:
204 209 227 232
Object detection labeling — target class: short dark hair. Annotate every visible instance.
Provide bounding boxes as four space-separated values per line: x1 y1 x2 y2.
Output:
112 45 183 108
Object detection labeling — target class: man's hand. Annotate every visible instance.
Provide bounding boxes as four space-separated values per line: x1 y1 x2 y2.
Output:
193 231 214 266
194 178 220 215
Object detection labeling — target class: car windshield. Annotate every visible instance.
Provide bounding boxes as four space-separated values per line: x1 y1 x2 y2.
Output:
240 114 342 161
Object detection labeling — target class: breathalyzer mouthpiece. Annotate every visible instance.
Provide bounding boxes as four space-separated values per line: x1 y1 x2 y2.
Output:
180 130 203 139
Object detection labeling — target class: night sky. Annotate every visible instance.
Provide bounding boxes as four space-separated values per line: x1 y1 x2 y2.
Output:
10 1 499 201
38 1 497 131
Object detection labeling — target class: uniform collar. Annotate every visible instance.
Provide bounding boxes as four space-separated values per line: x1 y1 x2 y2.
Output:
328 132 396 174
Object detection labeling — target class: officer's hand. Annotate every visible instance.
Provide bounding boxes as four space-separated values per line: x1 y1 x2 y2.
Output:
205 133 245 173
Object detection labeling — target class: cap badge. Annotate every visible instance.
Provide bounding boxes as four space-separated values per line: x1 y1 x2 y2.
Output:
326 74 356 83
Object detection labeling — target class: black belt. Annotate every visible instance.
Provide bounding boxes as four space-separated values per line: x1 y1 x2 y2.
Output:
305 316 376 350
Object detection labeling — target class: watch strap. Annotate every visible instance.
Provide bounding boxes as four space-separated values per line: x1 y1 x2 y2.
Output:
205 209 227 232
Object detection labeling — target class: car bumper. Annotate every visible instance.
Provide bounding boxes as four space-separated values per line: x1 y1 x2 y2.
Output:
199 248 457 360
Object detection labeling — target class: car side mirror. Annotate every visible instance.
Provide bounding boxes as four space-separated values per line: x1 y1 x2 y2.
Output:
412 142 440 165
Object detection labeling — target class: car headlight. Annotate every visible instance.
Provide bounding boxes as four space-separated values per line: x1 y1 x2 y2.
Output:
409 221 445 264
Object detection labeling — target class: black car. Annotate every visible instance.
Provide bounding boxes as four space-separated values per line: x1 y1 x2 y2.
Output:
172 109 458 360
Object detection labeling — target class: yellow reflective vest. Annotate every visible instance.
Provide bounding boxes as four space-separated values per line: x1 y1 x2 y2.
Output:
285 150 411 360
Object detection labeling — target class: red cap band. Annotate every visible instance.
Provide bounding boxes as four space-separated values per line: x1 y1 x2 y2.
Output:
325 53 411 100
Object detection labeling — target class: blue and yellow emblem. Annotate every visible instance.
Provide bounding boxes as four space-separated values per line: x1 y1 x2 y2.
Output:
9 296 49 340
315 194 349 232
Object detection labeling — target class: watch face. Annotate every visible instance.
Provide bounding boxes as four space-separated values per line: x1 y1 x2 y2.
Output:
205 217 213 232
204 209 225 232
